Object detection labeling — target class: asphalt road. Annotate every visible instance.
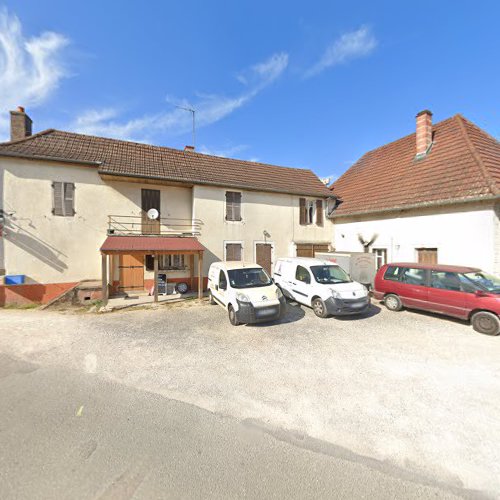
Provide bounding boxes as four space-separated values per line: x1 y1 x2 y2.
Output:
0 353 469 500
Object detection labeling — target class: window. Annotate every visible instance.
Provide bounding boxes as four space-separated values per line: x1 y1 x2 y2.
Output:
417 248 438 265
384 266 401 281
225 191 242 221
310 265 351 284
219 270 228 289
400 268 426 286
52 182 75 216
372 248 387 269
299 198 324 226
225 243 242 261
295 265 311 284
430 271 462 291
146 254 185 271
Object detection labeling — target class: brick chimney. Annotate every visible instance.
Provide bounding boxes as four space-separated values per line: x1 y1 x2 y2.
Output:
10 106 32 142
415 109 433 157
184 145 195 152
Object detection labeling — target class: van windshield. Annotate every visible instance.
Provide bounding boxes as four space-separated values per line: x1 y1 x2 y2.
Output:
462 271 500 294
310 265 351 284
228 268 273 289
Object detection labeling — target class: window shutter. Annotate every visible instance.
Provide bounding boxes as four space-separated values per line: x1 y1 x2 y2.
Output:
233 192 241 221
52 182 64 216
225 192 233 220
64 183 75 216
299 198 307 225
316 199 323 226
226 243 242 261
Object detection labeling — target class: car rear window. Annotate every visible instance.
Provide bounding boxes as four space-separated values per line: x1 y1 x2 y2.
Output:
384 266 401 281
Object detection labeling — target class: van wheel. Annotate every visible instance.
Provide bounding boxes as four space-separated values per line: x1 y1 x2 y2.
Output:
312 298 328 318
471 311 500 336
384 294 403 312
208 291 216 305
228 305 240 326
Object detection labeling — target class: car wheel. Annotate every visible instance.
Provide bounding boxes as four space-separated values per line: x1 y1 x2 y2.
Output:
384 294 403 312
175 282 189 294
208 291 216 305
312 298 328 318
471 311 500 336
228 305 240 326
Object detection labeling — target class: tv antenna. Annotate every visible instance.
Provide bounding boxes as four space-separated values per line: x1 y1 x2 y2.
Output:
176 105 196 148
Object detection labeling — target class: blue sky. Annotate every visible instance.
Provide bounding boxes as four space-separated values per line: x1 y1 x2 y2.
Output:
1 1 499 181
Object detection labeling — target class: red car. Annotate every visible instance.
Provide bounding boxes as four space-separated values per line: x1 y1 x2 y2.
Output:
374 263 500 336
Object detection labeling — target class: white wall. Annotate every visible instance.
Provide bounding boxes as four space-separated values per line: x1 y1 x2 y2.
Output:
333 203 499 274
193 185 332 274
0 158 192 284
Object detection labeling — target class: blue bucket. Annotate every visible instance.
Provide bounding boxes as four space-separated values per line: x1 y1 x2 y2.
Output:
5 275 26 285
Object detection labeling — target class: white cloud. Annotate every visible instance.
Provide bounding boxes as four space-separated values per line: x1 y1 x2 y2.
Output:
304 26 377 78
198 144 249 158
0 8 69 140
72 52 289 142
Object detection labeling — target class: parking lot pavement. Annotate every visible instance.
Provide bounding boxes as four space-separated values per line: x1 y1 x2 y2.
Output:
0 301 499 497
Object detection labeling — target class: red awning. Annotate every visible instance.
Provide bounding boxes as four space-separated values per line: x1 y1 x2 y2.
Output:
100 236 206 253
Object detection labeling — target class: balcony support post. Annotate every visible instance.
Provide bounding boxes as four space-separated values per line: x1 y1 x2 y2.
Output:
197 251 203 300
101 253 108 304
153 253 159 303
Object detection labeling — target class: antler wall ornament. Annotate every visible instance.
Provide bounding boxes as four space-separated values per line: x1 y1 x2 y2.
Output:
358 233 378 252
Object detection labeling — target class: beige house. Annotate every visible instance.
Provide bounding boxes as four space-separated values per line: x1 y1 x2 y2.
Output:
0 108 332 305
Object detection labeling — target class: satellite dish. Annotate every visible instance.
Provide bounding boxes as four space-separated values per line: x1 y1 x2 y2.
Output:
147 208 159 220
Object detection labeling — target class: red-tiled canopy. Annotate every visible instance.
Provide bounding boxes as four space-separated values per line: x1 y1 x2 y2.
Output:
100 236 206 253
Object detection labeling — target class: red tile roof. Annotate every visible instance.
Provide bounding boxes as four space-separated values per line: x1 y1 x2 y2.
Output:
0 129 331 198
330 115 500 217
100 236 206 253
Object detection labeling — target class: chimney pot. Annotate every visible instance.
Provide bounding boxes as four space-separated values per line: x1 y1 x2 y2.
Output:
415 109 433 157
10 107 32 142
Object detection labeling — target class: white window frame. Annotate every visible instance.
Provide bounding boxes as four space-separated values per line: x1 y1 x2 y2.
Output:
223 240 244 261
224 191 243 224
372 248 387 269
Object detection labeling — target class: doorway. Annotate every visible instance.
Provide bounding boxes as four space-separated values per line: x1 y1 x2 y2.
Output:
141 189 161 234
119 254 144 291
255 243 273 275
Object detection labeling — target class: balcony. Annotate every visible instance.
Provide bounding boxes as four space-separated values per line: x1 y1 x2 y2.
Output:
107 215 203 237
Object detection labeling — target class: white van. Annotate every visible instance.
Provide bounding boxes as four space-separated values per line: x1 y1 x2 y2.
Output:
273 257 370 318
208 262 286 325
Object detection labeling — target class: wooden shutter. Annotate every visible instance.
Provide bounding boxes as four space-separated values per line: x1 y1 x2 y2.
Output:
52 182 64 216
142 189 161 234
226 192 241 221
226 243 242 261
299 198 307 225
316 199 323 226
64 183 75 216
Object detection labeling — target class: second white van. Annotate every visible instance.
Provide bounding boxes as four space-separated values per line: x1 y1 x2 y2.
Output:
273 257 370 318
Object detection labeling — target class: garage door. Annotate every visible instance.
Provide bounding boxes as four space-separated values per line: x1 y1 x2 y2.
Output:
295 243 330 258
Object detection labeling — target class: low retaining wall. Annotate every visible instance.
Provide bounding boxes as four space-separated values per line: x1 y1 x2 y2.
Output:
0 282 79 306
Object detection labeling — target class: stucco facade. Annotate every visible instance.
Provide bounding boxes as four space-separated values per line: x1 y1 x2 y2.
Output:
0 156 331 302
332 202 500 274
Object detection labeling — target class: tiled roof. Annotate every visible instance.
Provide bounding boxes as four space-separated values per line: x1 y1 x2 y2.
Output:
0 129 331 198
100 236 206 253
330 115 500 217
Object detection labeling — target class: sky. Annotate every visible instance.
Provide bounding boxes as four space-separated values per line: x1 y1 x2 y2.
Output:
0 0 499 181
